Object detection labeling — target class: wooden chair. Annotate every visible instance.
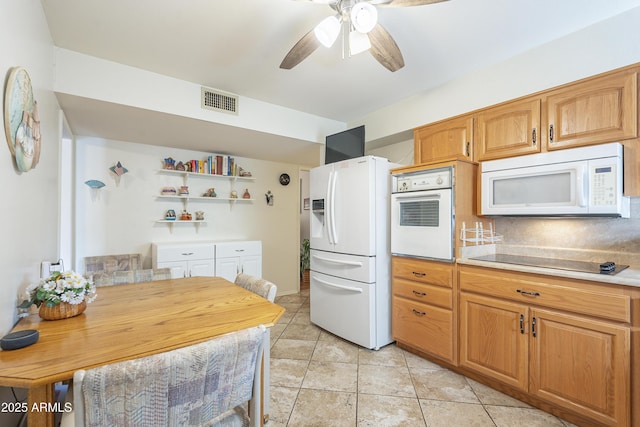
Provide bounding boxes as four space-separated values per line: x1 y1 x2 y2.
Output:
64 325 266 427
234 273 277 302
91 268 172 286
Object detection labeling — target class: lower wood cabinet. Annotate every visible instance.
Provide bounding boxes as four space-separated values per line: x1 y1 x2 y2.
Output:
392 256 456 363
529 307 629 426
459 265 632 427
459 293 528 390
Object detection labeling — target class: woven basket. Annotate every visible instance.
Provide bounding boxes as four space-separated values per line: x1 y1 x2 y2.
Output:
39 301 86 321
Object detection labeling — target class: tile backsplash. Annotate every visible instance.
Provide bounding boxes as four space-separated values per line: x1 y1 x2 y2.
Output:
493 197 640 265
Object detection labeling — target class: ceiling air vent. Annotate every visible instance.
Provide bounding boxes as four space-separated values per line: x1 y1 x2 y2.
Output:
201 87 238 114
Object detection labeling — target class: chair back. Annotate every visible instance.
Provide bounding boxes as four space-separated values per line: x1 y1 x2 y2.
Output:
72 325 266 427
91 268 172 287
234 273 277 302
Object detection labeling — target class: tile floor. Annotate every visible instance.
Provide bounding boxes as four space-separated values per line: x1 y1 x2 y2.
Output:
268 289 579 427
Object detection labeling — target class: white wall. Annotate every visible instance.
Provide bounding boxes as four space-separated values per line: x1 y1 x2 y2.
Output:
0 1 60 424
358 6 640 143
54 48 345 144
74 138 300 294
0 1 60 334
366 139 414 166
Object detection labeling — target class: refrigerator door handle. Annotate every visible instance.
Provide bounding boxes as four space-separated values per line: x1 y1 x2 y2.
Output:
326 171 335 244
329 170 338 244
312 254 363 267
313 276 363 293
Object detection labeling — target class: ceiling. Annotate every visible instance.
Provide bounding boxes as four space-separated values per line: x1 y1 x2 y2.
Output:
41 0 640 164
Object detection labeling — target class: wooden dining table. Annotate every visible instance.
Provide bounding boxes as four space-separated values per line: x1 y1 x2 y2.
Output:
0 276 285 427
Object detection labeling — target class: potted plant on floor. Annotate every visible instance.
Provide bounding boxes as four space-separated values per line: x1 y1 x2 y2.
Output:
300 238 310 287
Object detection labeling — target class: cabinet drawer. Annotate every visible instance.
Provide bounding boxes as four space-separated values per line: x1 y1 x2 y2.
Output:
392 257 453 288
392 297 453 362
393 278 452 309
153 243 214 262
216 241 261 258
459 267 631 323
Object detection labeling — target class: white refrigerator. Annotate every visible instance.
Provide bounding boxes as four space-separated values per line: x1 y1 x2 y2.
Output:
309 156 396 350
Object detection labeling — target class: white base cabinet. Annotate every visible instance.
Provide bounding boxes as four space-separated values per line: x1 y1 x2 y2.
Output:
152 240 262 281
152 242 215 279
215 241 262 282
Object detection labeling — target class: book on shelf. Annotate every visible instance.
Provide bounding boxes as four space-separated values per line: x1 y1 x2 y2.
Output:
183 154 237 176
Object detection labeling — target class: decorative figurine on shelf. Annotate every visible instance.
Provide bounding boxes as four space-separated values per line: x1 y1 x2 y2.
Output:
163 157 176 170
203 188 217 197
239 167 252 177
161 187 177 196
178 185 189 196
230 190 238 199
242 189 251 199
165 209 176 221
176 161 186 171
180 210 192 221
195 211 205 221
265 190 274 206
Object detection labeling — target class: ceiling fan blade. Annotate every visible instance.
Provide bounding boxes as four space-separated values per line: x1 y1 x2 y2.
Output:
280 30 321 70
376 0 449 7
368 24 404 72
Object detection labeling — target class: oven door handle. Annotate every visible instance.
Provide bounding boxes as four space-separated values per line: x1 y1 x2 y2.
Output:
393 193 442 201
313 276 363 293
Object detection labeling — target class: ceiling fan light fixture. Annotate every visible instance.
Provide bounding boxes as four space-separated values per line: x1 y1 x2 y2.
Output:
314 15 341 47
350 2 378 33
349 30 371 55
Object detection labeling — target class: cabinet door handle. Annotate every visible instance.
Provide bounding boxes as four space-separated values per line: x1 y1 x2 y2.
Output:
412 309 426 316
412 290 427 297
532 316 537 337
549 124 554 143
532 128 536 146
519 314 525 334
181 252 194 256
465 141 471 157
412 272 426 278
517 289 541 297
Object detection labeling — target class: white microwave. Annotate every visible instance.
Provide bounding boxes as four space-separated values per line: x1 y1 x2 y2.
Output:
481 143 630 217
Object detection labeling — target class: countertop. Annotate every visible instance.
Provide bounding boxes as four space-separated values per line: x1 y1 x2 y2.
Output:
457 245 640 288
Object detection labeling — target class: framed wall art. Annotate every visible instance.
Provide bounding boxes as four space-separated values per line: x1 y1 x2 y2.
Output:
4 67 41 172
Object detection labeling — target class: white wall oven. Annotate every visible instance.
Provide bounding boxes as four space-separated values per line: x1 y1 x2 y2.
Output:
391 167 453 261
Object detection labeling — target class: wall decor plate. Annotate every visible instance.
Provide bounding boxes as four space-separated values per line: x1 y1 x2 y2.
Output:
3 67 41 172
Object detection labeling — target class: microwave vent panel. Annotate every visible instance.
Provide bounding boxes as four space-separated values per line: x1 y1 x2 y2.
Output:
201 87 238 114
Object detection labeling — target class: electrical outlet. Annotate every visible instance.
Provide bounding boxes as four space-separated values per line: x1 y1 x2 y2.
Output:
41 260 64 278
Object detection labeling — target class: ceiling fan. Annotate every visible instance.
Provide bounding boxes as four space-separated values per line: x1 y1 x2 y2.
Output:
280 0 449 72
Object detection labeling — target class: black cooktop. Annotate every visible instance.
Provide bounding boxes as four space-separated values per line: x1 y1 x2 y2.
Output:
470 254 629 276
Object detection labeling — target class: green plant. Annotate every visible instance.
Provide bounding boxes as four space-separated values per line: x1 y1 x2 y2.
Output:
300 238 310 277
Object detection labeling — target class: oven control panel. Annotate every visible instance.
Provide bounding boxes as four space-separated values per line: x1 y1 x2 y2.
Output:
392 167 452 192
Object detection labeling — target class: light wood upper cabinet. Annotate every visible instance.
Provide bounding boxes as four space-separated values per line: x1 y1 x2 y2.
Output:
414 116 473 164
476 97 541 161
546 70 638 150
